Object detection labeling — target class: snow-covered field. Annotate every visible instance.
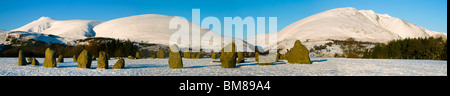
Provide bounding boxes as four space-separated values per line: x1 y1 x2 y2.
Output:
0 57 446 76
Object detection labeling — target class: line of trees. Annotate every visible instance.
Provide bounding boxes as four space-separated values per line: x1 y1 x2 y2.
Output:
0 38 139 57
364 37 447 60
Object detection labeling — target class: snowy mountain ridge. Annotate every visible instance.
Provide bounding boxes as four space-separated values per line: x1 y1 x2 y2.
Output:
11 17 103 39
4 14 254 51
248 7 447 52
2 7 446 52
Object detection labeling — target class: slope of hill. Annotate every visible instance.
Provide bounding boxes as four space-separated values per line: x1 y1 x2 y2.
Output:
11 17 103 39
248 7 447 52
0 29 8 44
93 14 253 51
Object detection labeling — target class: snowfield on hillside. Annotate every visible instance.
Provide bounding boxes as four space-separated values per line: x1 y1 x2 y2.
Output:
0 57 446 76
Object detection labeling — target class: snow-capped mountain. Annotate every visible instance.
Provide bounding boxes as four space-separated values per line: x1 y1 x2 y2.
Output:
5 15 253 51
0 29 8 44
248 7 447 52
12 17 103 39
93 14 252 51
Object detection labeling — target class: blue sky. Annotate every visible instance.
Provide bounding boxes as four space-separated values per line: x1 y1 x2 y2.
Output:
0 0 447 38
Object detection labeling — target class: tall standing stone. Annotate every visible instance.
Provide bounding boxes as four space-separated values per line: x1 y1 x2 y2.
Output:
168 44 183 68
77 50 93 68
220 43 237 68
98 51 109 69
43 48 57 67
18 50 27 66
211 52 217 59
287 40 311 64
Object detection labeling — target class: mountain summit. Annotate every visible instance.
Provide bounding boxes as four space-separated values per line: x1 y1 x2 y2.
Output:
11 16 103 39
248 7 446 51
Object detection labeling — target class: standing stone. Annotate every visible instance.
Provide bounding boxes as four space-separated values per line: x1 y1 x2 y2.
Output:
31 57 39 66
27 57 32 63
135 52 141 59
97 51 109 69
57 55 64 63
168 44 183 68
220 43 237 68
284 49 291 60
195 53 201 59
258 54 277 65
287 40 311 64
211 52 217 59
276 51 281 61
236 52 245 63
183 50 191 58
157 49 165 59
73 55 77 62
77 50 92 68
255 52 260 62
18 50 27 66
43 48 57 67
151 55 156 59
128 56 135 59
112 58 125 69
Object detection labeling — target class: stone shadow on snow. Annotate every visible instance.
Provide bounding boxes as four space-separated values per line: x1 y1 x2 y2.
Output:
57 64 78 68
125 64 169 69
184 64 221 69
311 59 328 63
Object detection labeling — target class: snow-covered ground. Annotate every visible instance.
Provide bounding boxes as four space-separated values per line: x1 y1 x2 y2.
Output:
0 57 446 76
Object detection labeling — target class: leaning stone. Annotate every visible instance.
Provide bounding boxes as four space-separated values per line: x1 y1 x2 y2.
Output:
220 43 237 68
57 55 64 63
112 58 125 69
